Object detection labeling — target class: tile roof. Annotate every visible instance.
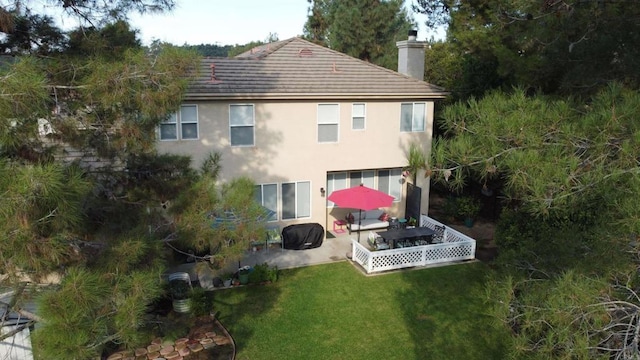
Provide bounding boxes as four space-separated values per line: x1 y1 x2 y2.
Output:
185 37 447 101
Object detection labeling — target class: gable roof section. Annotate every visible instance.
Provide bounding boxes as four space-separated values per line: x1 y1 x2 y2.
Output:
186 37 447 101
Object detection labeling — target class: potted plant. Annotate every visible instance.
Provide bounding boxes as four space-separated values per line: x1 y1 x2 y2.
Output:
168 272 192 313
455 196 481 227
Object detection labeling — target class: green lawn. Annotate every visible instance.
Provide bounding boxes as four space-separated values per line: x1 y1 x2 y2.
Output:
213 261 509 360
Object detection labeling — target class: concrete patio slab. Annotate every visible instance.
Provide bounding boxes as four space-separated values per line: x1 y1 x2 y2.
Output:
240 233 358 270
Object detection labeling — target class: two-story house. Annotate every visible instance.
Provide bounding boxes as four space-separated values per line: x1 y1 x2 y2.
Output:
156 32 447 234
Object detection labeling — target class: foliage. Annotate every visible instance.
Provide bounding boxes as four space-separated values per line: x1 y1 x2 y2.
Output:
431 84 640 358
189 287 215 317
170 160 269 271
169 279 192 300
247 263 279 284
0 3 202 359
431 84 640 225
0 161 91 278
303 0 414 70
227 34 278 58
403 142 427 184
493 209 627 278
414 0 640 97
454 196 480 219
33 266 164 358
1 0 176 35
179 43 233 57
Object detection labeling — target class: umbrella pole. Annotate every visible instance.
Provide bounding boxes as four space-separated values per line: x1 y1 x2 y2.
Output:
357 209 362 243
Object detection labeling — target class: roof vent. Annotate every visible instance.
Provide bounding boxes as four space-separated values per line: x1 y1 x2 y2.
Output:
298 48 313 57
209 63 222 84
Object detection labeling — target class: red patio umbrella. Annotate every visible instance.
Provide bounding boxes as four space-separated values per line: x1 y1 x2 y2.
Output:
327 184 394 242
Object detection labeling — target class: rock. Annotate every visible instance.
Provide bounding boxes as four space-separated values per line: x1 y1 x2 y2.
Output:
134 348 148 357
188 343 203 353
164 351 180 359
159 345 174 356
213 334 230 345
178 347 190 357
146 351 160 359
147 344 162 353
174 337 189 346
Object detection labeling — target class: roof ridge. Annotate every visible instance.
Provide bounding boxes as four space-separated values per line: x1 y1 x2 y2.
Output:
233 37 297 59
274 37 440 87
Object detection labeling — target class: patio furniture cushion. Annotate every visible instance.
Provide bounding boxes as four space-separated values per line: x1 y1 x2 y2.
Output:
346 209 390 233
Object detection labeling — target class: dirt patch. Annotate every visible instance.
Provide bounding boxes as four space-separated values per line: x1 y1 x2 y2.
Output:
428 192 498 262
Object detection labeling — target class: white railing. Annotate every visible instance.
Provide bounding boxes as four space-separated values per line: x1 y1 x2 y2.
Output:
351 215 476 274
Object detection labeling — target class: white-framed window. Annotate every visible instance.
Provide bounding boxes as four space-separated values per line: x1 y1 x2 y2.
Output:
159 105 198 141
327 172 347 207
400 102 426 132
254 184 278 222
230 104 255 146
317 104 339 143
349 170 375 188
377 168 402 201
352 103 366 130
282 181 311 220
327 169 400 207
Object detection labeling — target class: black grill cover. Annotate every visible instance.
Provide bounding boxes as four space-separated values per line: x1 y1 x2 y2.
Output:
282 223 324 250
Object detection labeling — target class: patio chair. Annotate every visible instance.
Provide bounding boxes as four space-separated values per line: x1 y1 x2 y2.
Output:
266 226 283 252
431 225 445 244
367 231 389 250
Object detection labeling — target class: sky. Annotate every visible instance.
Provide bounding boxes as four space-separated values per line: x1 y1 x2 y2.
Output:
126 0 441 46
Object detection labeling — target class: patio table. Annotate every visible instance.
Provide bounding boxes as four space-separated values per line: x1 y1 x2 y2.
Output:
377 227 436 249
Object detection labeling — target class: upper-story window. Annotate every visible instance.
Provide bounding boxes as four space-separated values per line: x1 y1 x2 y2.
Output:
230 104 255 146
400 102 426 132
352 103 366 130
159 105 198 140
318 104 339 143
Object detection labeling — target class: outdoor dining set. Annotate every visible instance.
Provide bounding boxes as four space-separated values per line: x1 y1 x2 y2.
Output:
367 225 445 251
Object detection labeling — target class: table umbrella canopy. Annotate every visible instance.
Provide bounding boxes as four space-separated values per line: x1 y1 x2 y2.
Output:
327 184 394 211
327 185 394 242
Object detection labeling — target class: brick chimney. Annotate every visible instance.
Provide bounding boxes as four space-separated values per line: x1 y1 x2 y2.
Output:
396 30 426 80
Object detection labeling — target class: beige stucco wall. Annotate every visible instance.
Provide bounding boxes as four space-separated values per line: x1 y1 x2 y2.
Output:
157 99 434 234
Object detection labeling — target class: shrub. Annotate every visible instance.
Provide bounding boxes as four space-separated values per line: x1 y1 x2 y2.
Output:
248 263 278 284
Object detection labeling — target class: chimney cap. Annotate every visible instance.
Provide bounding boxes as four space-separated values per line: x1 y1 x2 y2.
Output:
408 29 418 41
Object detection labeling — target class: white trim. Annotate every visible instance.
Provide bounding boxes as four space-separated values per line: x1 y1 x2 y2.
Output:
317 103 340 143
351 103 366 131
281 180 312 220
158 104 199 141
229 103 256 147
400 102 426 133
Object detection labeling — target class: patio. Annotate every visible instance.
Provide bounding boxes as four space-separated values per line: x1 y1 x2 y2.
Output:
240 215 478 274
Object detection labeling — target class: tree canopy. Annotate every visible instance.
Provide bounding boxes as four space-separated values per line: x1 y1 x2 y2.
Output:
428 84 640 358
415 0 640 98
304 0 414 70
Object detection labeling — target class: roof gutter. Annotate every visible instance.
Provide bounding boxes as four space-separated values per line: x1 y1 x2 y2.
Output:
183 92 449 101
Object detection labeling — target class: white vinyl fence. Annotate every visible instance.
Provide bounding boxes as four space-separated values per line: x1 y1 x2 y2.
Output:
351 215 476 274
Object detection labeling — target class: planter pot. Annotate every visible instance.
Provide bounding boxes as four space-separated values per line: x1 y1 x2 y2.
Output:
464 217 474 228
172 298 191 313
223 278 232 287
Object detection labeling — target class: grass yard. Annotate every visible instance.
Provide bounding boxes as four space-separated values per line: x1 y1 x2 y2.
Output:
213 261 509 360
